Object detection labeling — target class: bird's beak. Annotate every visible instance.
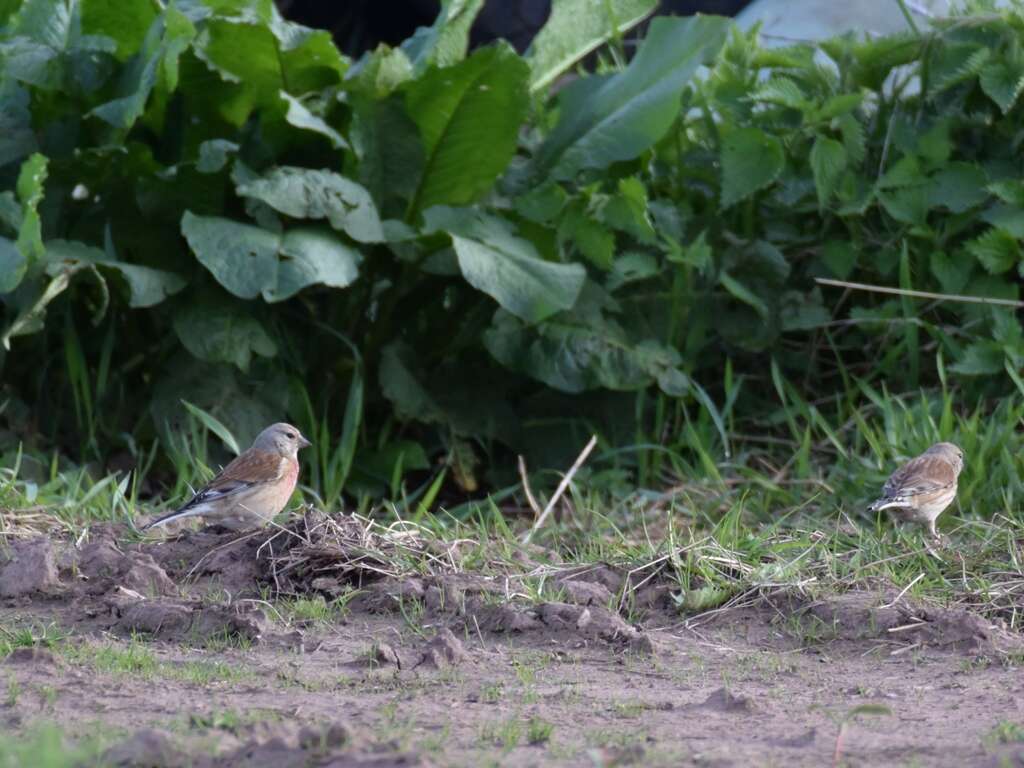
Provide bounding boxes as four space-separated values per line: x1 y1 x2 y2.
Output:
299 435 312 449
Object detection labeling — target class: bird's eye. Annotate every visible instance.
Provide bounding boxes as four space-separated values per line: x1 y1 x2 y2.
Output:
285 431 295 439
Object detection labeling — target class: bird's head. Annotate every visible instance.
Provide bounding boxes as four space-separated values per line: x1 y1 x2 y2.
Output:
927 442 964 474
253 422 312 458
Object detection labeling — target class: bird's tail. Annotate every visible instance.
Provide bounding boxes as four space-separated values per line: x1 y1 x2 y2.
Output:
141 504 206 531
868 497 904 513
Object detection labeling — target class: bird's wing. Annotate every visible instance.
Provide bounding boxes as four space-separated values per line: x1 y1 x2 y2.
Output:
178 450 285 512
882 454 957 499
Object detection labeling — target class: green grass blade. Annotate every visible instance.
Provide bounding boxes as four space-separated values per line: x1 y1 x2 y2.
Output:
180 400 241 456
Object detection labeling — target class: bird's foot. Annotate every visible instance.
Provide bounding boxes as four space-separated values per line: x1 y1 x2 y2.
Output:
924 535 946 560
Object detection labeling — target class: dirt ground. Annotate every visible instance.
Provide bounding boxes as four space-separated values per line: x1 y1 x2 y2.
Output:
2 513 1024 767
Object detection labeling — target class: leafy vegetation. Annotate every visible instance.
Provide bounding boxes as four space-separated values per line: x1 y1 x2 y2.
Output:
1 0 1022 509
0 724 109 768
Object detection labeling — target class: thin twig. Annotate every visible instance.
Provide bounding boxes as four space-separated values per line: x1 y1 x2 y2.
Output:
521 435 598 545
816 277 1024 308
886 621 927 633
517 455 542 519
879 572 924 609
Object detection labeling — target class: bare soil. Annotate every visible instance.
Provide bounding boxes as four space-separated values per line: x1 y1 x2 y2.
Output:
2 515 1024 767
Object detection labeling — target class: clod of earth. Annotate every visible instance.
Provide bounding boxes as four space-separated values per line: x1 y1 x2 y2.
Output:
105 594 267 644
414 628 466 670
786 592 1015 655
96 721 422 768
78 538 178 597
0 538 61 597
2 646 59 666
698 687 758 714
101 729 188 768
553 579 614 606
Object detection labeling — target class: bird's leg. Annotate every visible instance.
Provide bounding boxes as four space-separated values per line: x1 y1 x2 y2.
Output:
923 520 946 559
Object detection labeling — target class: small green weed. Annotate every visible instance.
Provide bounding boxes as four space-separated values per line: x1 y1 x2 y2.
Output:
526 717 554 746
984 721 1024 747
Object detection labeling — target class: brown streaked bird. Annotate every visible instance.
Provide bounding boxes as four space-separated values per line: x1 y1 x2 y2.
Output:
868 442 964 540
143 422 311 532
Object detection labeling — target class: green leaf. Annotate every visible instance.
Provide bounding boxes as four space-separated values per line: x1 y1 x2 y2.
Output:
950 341 1004 376
193 12 345 123
0 83 38 167
979 60 1024 114
821 241 856 280
236 166 384 243
157 6 195 94
0 192 19 233
5 0 117 93
719 270 769 319
607 251 659 291
352 441 430 491
14 152 47 264
781 291 829 331
827 34 920 91
424 206 586 323
967 228 1020 274
514 181 568 224
1 264 77 349
271 15 347 89
599 176 656 244
878 155 924 190
929 250 972 294
993 308 1024 350
933 44 989 91
350 94 424 207
89 12 191 130
982 204 1024 238
196 139 239 173
0 0 20 26
406 43 530 213
346 45 414 98
989 180 1024 206
878 186 929 226
558 203 615 269
812 92 863 121
81 0 156 60
181 212 362 301
534 15 728 180
917 119 953 168
753 77 807 110
666 230 712 273
44 239 186 307
3 0 74 90
720 127 784 208
174 302 277 372
484 307 688 395
526 0 656 92
836 113 865 165
401 0 484 72
280 92 348 150
274 227 362 301
180 399 242 455
928 163 987 213
677 585 731 611
379 341 445 423
809 135 846 208
0 237 25 293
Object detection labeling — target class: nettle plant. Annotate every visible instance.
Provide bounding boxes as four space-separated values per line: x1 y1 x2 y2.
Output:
0 0 1022 503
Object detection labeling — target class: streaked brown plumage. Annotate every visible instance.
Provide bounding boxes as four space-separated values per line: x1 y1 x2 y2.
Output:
868 442 964 539
143 422 311 532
